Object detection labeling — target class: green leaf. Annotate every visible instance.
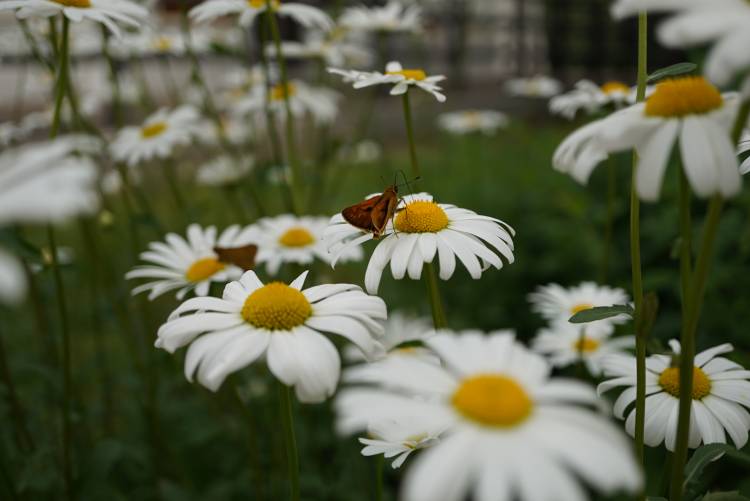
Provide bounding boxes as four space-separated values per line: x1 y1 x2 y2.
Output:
683 444 750 500
568 304 634 323
647 62 698 83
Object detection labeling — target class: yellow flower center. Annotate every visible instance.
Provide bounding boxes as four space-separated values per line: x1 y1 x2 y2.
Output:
601 81 629 95
573 336 600 353
185 258 225 282
248 0 279 8
153 36 172 51
394 201 449 233
658 366 712 400
241 282 312 331
271 83 296 101
278 227 316 248
141 121 168 138
52 0 91 7
386 69 427 81
645 77 723 117
570 303 593 315
452 374 533 428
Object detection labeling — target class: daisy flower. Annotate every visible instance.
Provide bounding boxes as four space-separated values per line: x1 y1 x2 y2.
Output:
0 249 26 305
249 215 363 276
532 321 635 376
505 75 563 98
126 224 256 300
738 130 750 175
110 106 205 167
553 76 744 201
549 80 635 120
339 2 422 33
266 31 372 67
0 0 148 38
598 340 750 451
328 61 447 103
233 80 341 125
337 330 642 501
359 415 443 469
156 270 387 399
437 110 509 135
325 192 515 294
344 312 433 362
528 282 631 327
612 0 750 87
189 0 333 31
196 155 254 187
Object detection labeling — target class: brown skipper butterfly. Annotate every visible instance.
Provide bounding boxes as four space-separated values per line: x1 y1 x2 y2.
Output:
341 184 400 239
213 244 258 271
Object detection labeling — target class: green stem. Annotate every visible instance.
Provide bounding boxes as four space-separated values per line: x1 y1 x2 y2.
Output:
668 99 750 501
0 316 35 452
424 263 448 328
50 17 70 137
631 12 648 485
163 158 187 212
401 91 421 180
101 25 123 127
265 4 304 214
279 384 300 501
678 169 692 311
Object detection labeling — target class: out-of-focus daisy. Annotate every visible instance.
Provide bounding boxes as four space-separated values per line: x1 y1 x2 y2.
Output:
126 224 255 300
532 322 634 376
359 415 443 469
196 155 254 187
0 136 100 225
325 192 515 294
156 270 387 398
115 27 210 57
0 0 148 38
0 249 26 305
234 80 340 125
266 30 372 67
189 0 333 31
343 312 433 362
337 330 642 501
110 106 205 167
738 130 750 175
553 76 743 201
599 340 750 451
505 75 563 98
528 282 630 327
337 140 383 165
612 0 750 87
329 61 447 102
437 110 509 135
550 80 635 120
249 215 363 276
339 2 422 33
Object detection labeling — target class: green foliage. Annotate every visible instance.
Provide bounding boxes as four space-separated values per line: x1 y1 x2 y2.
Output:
569 304 634 323
647 62 699 83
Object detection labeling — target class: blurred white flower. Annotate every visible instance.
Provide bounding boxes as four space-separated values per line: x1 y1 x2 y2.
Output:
248 215 363 276
0 249 26 305
599 340 750 451
156 270 387 399
325 192 514 294
337 139 383 165
196 155 254 187
532 321 634 376
553 76 743 201
190 0 333 31
359 416 442 469
110 106 205 167
0 0 148 38
612 0 750 87
505 75 563 98
528 282 631 327
115 26 210 57
329 61 447 102
266 30 372 67
234 80 340 124
126 224 255 300
549 80 636 120
343 311 433 362
339 2 422 33
337 330 642 501
437 110 509 135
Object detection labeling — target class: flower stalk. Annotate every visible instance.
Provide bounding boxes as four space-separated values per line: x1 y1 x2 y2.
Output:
631 13 648 479
279 383 300 501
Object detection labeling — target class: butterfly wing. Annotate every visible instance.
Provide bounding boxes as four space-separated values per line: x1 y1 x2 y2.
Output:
214 244 258 271
342 194 382 232
371 186 399 238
